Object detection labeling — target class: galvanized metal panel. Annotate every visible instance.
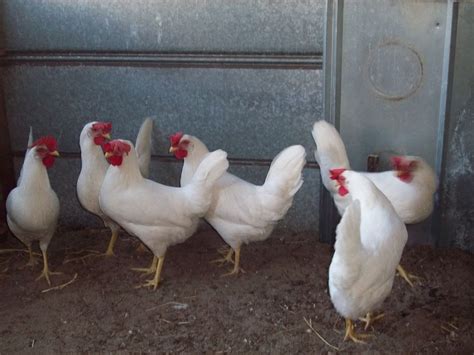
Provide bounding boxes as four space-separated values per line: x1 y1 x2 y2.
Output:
12 157 320 233
440 2 474 253
2 0 324 53
321 0 456 247
4 66 322 162
339 0 449 170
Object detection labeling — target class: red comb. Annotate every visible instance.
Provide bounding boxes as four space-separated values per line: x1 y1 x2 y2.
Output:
330 168 346 180
92 122 112 134
31 136 57 152
170 132 184 146
391 156 404 170
391 156 416 183
103 140 131 155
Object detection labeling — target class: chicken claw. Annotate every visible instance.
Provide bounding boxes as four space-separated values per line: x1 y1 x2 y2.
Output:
131 255 158 276
35 250 62 286
136 255 164 291
358 312 384 330
396 264 421 287
210 248 234 265
221 247 245 276
344 319 371 344
22 245 40 268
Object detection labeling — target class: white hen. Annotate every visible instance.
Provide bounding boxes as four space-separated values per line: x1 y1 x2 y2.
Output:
312 120 438 223
169 132 306 275
328 169 407 343
99 139 229 290
77 118 153 256
312 120 437 287
6 133 60 285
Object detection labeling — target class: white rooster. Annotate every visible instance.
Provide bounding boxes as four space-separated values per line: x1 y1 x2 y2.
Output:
169 132 306 275
312 120 437 286
77 118 153 256
99 139 229 290
328 168 407 343
6 133 60 285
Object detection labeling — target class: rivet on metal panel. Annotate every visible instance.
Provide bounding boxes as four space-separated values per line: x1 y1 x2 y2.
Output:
367 40 423 101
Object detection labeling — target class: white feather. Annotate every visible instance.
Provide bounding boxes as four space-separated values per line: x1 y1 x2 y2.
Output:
312 120 437 223
99 141 229 257
329 171 407 320
6 145 59 252
77 118 154 233
179 136 306 250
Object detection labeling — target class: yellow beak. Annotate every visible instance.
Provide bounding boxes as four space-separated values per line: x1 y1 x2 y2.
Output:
104 152 113 158
102 133 111 140
169 146 178 153
49 150 60 157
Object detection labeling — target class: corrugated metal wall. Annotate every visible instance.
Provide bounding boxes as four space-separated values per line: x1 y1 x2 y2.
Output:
0 0 325 233
1 1 473 252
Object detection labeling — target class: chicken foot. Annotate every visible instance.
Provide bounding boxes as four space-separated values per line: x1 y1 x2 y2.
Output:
64 230 120 263
397 264 421 287
25 245 39 267
131 255 158 276
358 312 384 330
136 255 165 291
210 248 234 265
35 250 62 286
1 246 40 268
221 246 245 276
343 318 371 344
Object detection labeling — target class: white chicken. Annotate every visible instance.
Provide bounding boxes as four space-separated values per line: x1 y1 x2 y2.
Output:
312 120 437 286
77 118 153 256
6 133 60 285
328 168 408 343
169 132 306 275
312 120 438 223
99 139 229 290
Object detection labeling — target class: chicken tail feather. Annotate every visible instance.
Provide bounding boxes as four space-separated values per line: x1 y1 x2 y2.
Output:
135 117 153 178
263 145 306 198
185 149 229 215
312 120 351 193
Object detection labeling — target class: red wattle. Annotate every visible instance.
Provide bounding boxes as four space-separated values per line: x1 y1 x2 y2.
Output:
107 155 123 166
42 155 56 168
174 149 188 159
338 185 349 196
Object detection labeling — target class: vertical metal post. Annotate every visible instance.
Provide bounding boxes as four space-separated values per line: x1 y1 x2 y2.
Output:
434 0 458 247
0 74 16 231
319 0 344 244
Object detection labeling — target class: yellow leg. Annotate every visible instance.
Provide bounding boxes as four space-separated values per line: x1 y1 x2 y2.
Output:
210 248 234 265
21 244 38 268
344 318 369 344
222 246 244 276
359 312 385 330
35 249 62 286
137 255 165 291
104 229 118 256
131 255 158 275
397 264 420 287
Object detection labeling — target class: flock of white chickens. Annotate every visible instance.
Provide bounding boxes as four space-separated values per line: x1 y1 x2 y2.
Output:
4 118 437 343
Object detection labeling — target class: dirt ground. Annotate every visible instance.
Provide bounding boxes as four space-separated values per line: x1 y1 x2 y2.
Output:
0 227 473 353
